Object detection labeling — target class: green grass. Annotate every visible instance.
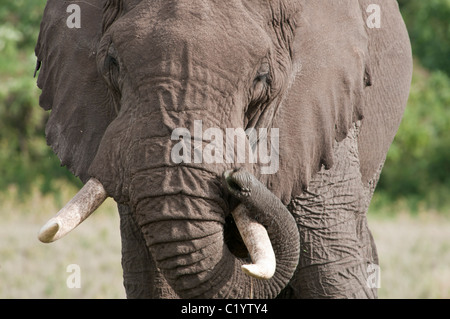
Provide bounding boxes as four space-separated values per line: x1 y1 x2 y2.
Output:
0 184 449 298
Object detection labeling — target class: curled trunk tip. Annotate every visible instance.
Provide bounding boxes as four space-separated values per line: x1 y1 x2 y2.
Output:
232 204 276 280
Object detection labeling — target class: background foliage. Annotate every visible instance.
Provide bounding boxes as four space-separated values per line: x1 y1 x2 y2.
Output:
375 0 450 212
0 1 449 212
0 1 80 196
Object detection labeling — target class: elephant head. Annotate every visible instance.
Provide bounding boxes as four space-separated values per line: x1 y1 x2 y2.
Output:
35 0 412 298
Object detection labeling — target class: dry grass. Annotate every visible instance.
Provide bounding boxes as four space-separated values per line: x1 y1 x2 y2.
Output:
0 185 449 298
0 185 125 298
369 212 450 299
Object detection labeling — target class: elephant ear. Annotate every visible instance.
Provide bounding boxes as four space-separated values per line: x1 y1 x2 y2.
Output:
266 1 369 204
356 0 412 185
35 0 116 183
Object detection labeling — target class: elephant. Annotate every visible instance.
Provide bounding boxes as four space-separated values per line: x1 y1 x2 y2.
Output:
34 0 412 299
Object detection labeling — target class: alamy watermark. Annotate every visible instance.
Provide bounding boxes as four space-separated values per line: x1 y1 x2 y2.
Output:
66 264 81 289
66 4 81 29
170 120 279 175
366 263 381 289
366 4 381 29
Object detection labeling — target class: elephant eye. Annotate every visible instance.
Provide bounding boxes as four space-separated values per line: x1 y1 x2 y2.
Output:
105 44 120 72
248 61 272 112
101 43 122 95
255 61 271 84
97 40 122 109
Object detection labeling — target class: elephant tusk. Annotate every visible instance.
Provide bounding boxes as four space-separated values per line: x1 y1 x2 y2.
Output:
38 178 108 243
232 204 276 280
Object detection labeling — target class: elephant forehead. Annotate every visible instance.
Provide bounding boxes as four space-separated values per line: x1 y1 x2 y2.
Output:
111 0 270 74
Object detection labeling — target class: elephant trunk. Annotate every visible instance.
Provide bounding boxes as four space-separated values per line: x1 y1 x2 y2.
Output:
131 166 299 298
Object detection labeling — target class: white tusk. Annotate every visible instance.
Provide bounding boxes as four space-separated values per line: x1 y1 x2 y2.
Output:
38 178 108 243
232 204 276 280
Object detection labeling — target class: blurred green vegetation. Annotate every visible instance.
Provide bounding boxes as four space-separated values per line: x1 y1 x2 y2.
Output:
0 1 81 197
0 1 449 212
398 0 450 76
374 0 450 213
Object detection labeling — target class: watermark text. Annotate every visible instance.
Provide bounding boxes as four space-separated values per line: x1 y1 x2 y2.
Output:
171 120 279 174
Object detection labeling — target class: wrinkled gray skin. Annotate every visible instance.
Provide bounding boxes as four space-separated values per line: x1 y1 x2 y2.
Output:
35 0 412 298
